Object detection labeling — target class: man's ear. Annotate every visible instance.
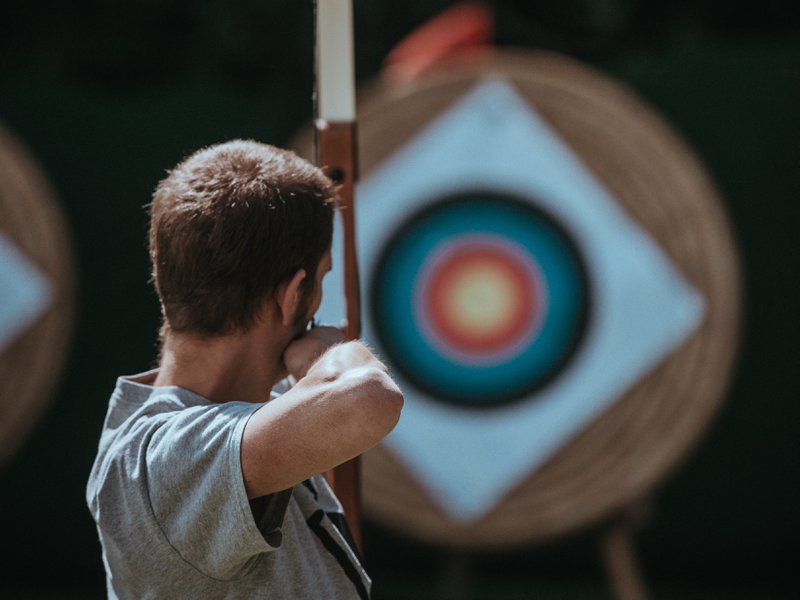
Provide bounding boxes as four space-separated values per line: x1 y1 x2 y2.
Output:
276 269 307 327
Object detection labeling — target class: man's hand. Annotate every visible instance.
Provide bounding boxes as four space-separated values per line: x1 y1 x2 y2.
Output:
283 325 345 381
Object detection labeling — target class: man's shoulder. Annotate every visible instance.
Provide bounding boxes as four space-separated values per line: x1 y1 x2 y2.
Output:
88 378 257 500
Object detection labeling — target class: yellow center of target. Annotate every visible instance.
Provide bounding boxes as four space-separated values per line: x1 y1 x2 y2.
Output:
441 260 519 338
426 246 537 354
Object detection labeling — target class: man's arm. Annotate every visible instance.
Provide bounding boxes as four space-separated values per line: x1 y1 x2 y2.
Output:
240 339 403 499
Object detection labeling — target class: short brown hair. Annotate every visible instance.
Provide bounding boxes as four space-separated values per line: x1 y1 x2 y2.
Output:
149 140 335 336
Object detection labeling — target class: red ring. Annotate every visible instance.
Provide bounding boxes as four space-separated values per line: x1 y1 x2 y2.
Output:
423 243 539 356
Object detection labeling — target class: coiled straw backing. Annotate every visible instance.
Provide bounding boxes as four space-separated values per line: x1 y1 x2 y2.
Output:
0 124 74 466
357 51 741 548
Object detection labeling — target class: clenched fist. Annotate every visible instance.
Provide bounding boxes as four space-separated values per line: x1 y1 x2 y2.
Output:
282 325 346 381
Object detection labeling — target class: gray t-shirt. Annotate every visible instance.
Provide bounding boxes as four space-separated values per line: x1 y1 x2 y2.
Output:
87 370 370 599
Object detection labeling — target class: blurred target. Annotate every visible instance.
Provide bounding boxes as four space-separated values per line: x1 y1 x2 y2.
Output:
0 123 74 465
296 50 740 549
372 191 589 407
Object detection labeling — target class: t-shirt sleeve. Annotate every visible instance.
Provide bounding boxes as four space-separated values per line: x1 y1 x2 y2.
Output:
144 401 289 580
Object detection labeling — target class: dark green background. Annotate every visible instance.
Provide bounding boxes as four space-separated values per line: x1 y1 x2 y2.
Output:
1 1 798 598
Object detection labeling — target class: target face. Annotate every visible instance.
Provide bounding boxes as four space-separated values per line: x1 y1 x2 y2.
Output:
317 78 706 522
371 192 589 407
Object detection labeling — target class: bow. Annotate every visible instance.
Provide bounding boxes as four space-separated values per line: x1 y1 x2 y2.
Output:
312 0 363 551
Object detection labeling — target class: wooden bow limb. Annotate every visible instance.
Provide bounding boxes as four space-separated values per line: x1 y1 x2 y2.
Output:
313 0 363 552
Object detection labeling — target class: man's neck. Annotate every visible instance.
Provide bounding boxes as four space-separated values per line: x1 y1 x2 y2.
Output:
153 322 289 404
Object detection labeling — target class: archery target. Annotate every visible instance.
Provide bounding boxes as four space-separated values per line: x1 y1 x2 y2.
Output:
0 123 74 466
372 192 589 407
301 50 740 547
318 74 708 523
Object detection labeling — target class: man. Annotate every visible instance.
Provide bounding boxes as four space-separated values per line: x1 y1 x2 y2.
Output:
87 140 403 599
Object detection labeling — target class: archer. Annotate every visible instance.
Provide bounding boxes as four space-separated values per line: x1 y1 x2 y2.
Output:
86 140 403 599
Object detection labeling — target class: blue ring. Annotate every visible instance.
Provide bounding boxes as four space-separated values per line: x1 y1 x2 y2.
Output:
370 192 590 408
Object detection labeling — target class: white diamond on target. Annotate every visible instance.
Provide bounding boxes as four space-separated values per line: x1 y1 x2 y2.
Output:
0 233 52 351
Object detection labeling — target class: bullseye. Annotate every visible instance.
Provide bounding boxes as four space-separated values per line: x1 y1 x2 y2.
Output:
417 237 545 363
370 191 589 408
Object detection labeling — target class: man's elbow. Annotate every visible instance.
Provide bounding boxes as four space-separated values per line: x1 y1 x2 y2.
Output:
353 367 404 440
377 371 404 432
